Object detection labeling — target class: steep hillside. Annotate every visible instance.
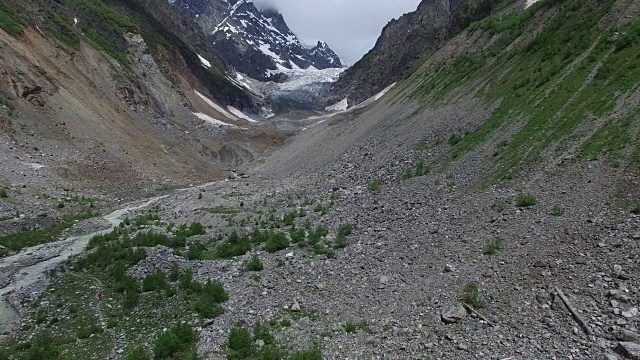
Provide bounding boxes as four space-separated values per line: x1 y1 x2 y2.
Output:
330 0 498 106
167 0 343 81
0 0 283 198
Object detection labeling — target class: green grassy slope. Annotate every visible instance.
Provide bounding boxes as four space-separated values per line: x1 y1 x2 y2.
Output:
408 0 640 181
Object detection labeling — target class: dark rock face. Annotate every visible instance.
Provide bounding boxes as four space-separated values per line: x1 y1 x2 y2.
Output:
168 0 342 81
330 0 495 106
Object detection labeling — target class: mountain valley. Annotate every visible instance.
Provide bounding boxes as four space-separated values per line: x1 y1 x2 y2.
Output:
1 0 640 359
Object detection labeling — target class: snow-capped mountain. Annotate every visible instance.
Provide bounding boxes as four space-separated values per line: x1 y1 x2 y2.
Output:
168 0 343 81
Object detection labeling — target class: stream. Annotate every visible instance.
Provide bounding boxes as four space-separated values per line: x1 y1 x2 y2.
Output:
0 194 170 338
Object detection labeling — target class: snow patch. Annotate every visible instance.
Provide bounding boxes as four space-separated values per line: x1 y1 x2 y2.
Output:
193 113 237 127
325 98 348 112
525 0 542 7
194 90 237 120
227 106 258 123
197 54 211 68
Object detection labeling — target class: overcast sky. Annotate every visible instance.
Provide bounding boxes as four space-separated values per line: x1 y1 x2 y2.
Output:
252 0 421 64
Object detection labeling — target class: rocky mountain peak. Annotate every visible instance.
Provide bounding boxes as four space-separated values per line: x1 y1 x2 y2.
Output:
168 0 343 81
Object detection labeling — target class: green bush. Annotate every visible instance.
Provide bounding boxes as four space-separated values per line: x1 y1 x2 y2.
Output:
142 270 168 292
216 231 252 259
462 282 483 309
265 232 289 253
483 239 502 255
18 332 61 359
126 346 150 360
283 211 298 226
0 188 7 198
289 227 306 243
632 202 640 215
244 255 263 272
194 280 228 318
153 324 197 360
338 224 352 237
515 193 537 207
227 327 255 359
551 206 565 216
448 133 463 146
168 264 180 282
367 180 380 193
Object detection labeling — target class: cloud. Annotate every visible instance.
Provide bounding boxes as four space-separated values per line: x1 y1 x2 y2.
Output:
251 0 421 63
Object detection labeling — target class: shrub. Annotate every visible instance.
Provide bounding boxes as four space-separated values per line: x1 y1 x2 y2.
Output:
415 160 430 177
283 211 298 226
194 280 228 318
57 202 65 209
168 264 180 282
632 202 640 215
0 4 23 37
515 193 537 207
289 227 306 243
462 282 483 309
367 180 380 193
483 239 502 255
126 346 150 360
343 322 357 333
244 255 263 272
19 332 60 359
142 270 168 292
216 232 252 259
333 233 348 249
0 188 7 198
153 324 197 359
227 327 255 359
265 232 289 253
551 206 565 216
338 224 353 237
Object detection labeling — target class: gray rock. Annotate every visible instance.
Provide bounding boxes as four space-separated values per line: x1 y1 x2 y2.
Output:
441 305 467 324
617 330 640 342
622 308 638 319
291 298 301 312
615 342 640 360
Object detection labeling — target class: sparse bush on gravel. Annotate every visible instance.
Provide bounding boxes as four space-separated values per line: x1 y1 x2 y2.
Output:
462 282 483 309
551 206 565 216
483 239 502 255
265 232 289 253
142 270 169 292
244 255 264 271
216 231 252 258
367 180 380 192
632 202 640 215
0 188 7 198
515 193 537 207
76 324 104 339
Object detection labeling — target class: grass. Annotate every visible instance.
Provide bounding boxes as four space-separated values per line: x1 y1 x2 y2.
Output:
409 0 640 180
343 320 368 333
483 239 502 255
397 160 430 182
462 282 483 309
515 193 537 207
551 206 565 216
367 180 380 193
0 212 96 252
0 3 24 37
